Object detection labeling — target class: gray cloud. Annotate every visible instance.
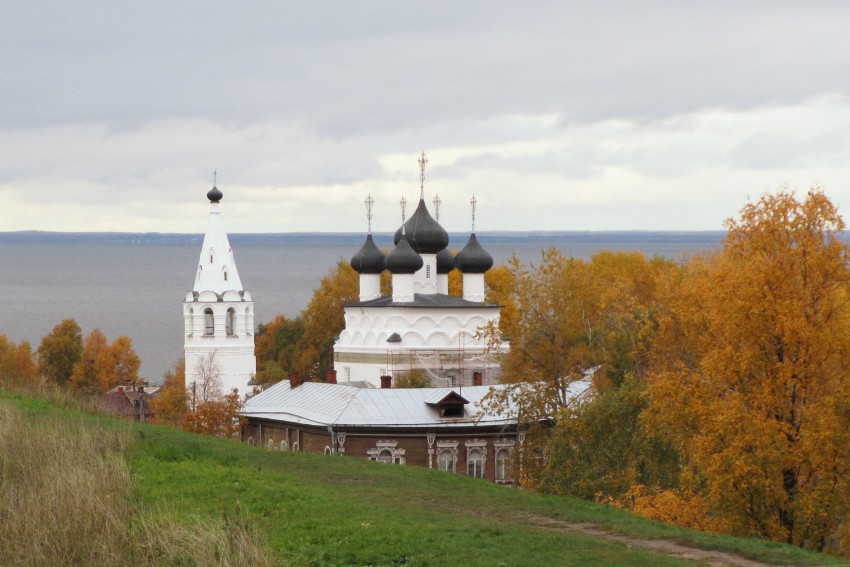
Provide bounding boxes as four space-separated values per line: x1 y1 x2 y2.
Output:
2 1 850 232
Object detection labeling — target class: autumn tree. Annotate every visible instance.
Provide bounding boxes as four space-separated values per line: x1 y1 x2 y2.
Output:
68 328 109 394
292 260 360 380
254 315 305 388
482 249 599 424
68 330 141 394
37 319 83 386
644 190 850 551
150 358 188 426
12 341 39 389
539 251 681 499
182 388 245 438
0 336 39 390
97 335 141 392
484 262 520 339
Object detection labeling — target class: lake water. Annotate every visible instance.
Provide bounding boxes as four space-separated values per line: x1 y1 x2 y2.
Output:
0 231 723 382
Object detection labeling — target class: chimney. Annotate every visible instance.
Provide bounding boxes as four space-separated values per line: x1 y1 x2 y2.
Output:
473 372 483 386
289 372 303 389
326 369 337 384
117 386 124 395
380 375 392 389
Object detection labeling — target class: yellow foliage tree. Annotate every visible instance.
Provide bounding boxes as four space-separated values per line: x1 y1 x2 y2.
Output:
0 336 40 390
150 358 188 426
644 190 850 551
254 315 305 388
182 388 245 438
98 335 141 392
68 328 109 394
293 260 360 379
37 319 83 386
68 330 141 394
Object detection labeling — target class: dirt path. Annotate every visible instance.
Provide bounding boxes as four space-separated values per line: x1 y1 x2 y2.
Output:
515 513 801 567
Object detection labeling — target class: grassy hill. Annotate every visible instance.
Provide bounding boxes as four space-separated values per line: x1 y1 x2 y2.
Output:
1 389 844 567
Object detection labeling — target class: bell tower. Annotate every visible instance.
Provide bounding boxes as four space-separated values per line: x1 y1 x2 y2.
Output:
183 180 256 401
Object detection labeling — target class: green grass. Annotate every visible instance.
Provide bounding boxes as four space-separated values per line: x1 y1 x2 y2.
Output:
2 389 846 567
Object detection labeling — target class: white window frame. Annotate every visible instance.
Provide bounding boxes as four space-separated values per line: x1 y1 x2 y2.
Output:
367 440 405 464
465 439 487 480
493 439 515 483
436 440 459 473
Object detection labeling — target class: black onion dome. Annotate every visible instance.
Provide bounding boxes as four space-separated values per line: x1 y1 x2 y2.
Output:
456 233 493 274
207 186 223 203
350 234 385 274
436 247 455 274
392 199 448 254
385 236 424 274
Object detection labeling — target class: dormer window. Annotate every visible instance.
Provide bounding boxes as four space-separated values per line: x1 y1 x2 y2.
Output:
441 406 464 418
424 391 470 420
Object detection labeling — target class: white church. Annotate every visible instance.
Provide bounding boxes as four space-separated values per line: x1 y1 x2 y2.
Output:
183 185 256 401
334 153 509 388
183 153 507 397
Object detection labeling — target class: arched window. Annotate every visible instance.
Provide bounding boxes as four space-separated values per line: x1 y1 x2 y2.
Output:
467 448 484 479
377 449 393 463
204 308 214 336
225 308 235 336
437 449 455 472
209 248 214 264
495 448 512 482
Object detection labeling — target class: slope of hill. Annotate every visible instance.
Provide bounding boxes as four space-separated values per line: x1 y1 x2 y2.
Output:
1 389 843 567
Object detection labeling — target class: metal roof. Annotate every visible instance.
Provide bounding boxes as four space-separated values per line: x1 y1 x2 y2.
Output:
241 381 518 429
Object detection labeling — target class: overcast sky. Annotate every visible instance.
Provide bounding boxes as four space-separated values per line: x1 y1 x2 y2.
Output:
1 1 849 233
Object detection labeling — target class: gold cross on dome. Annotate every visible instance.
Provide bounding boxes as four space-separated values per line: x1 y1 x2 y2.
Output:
470 195 478 233
433 193 442 221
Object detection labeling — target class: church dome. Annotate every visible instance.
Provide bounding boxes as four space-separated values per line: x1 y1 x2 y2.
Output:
393 199 449 254
207 186 223 203
456 233 493 274
385 237 424 274
436 247 455 274
350 234 385 274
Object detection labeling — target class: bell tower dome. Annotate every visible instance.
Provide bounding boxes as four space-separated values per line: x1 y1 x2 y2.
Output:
183 179 256 401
